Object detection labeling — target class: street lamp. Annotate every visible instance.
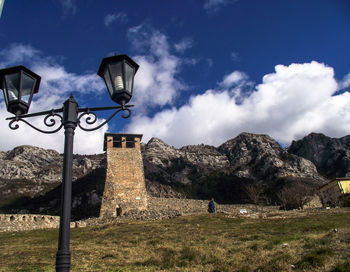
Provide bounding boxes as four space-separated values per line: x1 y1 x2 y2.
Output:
0 54 139 272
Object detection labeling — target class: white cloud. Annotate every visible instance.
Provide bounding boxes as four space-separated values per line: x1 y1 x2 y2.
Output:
127 25 186 112
0 44 40 67
32 63 105 99
127 90 244 147
104 12 127 28
231 51 239 61
174 38 194 54
0 44 108 154
60 0 77 17
339 72 350 91
204 0 237 13
219 71 254 104
219 71 248 88
127 61 350 148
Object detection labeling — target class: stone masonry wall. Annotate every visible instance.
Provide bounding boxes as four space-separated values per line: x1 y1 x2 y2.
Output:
100 135 148 218
0 214 60 232
147 197 279 215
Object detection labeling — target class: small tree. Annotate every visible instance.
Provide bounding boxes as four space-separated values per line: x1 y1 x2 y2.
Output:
245 183 265 210
278 181 313 210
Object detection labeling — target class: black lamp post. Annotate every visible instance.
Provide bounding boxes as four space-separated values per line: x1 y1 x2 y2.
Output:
0 54 139 272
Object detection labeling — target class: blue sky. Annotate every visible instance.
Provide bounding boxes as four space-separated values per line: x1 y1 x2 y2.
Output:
1 0 350 154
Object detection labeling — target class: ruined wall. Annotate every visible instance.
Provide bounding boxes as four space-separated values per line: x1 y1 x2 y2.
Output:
0 214 60 232
147 197 279 215
99 134 148 218
0 214 90 232
1 197 326 232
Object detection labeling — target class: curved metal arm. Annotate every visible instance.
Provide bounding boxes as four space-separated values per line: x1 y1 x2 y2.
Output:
6 101 134 134
78 107 131 132
8 111 64 134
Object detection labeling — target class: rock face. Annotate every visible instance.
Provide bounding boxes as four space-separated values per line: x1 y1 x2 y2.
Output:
142 138 229 185
143 138 229 170
0 145 105 206
218 133 323 182
288 133 350 178
0 145 61 182
143 133 324 185
0 145 104 183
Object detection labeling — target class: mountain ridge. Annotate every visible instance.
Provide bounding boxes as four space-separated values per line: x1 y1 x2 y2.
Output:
1 132 348 218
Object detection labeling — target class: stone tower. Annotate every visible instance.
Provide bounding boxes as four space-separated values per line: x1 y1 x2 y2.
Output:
100 133 148 218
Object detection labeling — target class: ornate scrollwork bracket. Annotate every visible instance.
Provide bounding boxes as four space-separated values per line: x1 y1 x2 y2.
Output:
7 109 64 134
77 106 132 132
6 104 133 134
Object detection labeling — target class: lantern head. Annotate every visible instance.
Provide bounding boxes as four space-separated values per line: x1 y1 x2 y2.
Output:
97 54 139 106
0 65 41 115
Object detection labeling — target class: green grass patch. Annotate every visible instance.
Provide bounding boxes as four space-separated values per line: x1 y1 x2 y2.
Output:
0 208 349 271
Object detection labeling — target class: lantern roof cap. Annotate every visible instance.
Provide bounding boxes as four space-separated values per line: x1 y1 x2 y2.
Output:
0 65 41 93
97 54 139 78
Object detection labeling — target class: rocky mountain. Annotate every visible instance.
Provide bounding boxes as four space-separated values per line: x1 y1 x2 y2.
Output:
0 145 105 208
0 132 341 218
288 133 350 178
218 133 322 181
0 145 103 182
143 133 324 185
142 138 230 185
140 133 325 206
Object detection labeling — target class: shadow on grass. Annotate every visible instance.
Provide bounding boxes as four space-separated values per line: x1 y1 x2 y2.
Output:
295 247 334 269
332 261 350 272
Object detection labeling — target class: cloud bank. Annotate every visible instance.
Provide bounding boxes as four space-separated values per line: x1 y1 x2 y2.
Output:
1 40 350 154
127 61 350 147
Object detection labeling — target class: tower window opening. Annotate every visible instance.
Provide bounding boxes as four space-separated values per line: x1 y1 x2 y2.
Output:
126 136 135 148
113 139 122 148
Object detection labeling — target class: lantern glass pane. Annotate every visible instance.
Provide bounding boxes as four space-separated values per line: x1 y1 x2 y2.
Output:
21 72 35 103
103 67 114 97
5 73 20 101
2 88 8 107
124 61 135 95
109 62 124 92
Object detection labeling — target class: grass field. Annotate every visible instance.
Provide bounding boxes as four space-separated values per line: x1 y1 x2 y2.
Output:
1 209 350 272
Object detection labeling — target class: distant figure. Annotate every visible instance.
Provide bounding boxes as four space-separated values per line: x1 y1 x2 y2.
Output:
208 198 216 213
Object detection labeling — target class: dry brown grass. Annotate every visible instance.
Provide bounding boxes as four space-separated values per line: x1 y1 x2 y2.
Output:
1 208 350 271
